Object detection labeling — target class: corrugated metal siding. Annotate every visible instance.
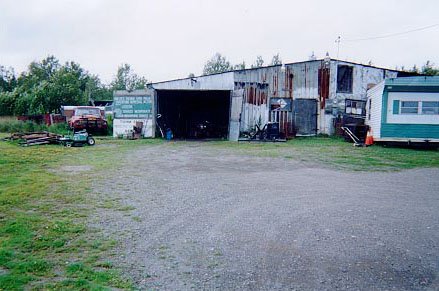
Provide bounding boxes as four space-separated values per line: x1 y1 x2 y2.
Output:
285 61 320 100
234 66 284 132
284 61 323 134
150 59 405 137
152 72 235 90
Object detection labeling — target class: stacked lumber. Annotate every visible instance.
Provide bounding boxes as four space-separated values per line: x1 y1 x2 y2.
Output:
6 132 62 146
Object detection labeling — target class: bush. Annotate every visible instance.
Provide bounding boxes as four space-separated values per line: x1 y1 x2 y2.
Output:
48 123 70 135
0 120 29 133
106 115 113 136
0 119 70 134
0 120 47 133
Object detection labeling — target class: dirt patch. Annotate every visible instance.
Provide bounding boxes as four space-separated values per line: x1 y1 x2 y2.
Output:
0 267 8 276
56 165 93 174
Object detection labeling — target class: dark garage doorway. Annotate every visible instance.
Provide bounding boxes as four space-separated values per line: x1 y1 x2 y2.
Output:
156 90 231 139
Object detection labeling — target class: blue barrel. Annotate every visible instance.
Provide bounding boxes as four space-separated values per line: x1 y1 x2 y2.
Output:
166 129 173 140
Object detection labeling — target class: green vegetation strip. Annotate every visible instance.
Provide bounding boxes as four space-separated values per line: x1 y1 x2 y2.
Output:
208 137 439 171
0 138 160 290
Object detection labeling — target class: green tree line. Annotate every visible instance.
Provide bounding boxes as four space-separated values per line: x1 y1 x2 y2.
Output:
203 53 439 76
0 56 147 116
2 54 438 116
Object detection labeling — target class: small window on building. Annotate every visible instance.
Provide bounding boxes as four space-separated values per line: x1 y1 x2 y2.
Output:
337 65 353 93
422 101 439 115
345 99 366 115
400 101 419 114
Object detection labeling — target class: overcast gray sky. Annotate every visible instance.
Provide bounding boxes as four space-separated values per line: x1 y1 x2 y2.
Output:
1 0 438 83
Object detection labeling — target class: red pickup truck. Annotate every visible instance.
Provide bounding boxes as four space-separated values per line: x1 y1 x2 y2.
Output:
68 106 108 134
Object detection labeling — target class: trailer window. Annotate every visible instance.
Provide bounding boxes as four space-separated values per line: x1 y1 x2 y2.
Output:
422 101 439 114
337 65 353 93
400 101 419 114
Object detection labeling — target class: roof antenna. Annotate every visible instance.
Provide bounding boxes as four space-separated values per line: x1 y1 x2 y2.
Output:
324 52 331 66
335 36 341 59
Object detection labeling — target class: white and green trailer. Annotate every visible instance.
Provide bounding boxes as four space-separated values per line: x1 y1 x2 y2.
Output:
365 76 439 144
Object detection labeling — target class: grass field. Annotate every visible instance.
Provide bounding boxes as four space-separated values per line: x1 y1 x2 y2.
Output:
0 137 161 290
211 137 439 171
0 135 438 290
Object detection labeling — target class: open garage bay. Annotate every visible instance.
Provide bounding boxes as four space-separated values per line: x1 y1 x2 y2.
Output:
156 90 231 139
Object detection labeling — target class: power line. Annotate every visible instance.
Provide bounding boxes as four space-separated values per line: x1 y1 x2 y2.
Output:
344 23 439 42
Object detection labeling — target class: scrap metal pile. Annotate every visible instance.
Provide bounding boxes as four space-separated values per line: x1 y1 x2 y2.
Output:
5 132 62 146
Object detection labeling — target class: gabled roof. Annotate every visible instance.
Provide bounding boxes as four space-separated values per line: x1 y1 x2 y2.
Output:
151 58 417 85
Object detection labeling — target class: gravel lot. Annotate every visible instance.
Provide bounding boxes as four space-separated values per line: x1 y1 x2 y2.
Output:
92 142 439 290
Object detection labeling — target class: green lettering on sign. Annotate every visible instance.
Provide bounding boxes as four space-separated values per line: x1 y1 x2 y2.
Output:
114 95 152 119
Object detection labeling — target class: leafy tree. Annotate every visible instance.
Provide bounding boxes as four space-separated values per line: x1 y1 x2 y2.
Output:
202 53 232 75
0 66 17 92
33 66 86 113
0 91 16 115
17 56 60 91
0 55 128 116
110 64 148 91
410 65 419 73
270 54 282 66
233 61 246 70
6 56 96 115
86 75 112 101
421 61 439 76
251 56 264 68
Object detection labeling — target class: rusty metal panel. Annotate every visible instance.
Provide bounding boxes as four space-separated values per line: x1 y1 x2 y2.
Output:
285 61 320 100
318 67 330 109
234 66 282 133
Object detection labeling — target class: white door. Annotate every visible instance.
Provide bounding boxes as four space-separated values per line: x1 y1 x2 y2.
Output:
228 89 243 141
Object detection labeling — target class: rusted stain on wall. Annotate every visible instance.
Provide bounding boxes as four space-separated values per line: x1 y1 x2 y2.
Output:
284 67 294 98
235 82 268 106
234 66 283 133
318 66 330 109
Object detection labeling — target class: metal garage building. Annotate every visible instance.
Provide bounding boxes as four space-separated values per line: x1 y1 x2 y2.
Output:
113 57 414 140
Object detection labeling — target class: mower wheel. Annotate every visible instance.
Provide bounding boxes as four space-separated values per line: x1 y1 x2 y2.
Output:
87 137 96 146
